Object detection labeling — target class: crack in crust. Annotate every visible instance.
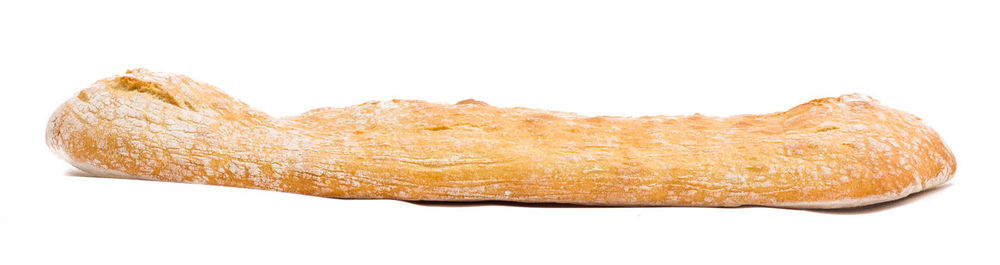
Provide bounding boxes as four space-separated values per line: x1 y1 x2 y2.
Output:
45 69 957 208
112 76 181 107
109 73 197 111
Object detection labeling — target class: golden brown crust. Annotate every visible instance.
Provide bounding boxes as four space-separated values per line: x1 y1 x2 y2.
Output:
45 69 956 208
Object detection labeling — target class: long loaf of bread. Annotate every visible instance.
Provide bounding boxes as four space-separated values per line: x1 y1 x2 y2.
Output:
46 69 956 208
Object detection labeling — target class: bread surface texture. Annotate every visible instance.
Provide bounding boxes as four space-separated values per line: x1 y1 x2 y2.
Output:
46 69 956 208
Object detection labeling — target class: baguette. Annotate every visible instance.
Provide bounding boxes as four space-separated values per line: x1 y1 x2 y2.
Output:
45 69 956 208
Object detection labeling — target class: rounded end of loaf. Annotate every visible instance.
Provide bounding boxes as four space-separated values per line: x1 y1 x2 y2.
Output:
765 93 956 209
44 69 249 182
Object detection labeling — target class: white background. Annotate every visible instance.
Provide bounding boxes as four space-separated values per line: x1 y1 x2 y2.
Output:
1 1 997 264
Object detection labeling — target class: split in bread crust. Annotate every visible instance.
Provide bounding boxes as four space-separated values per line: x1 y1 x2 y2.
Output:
46 69 956 208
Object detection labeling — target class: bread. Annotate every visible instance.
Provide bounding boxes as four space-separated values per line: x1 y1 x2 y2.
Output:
45 69 956 208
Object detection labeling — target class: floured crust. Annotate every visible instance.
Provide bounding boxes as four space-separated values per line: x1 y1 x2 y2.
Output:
45 69 957 208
